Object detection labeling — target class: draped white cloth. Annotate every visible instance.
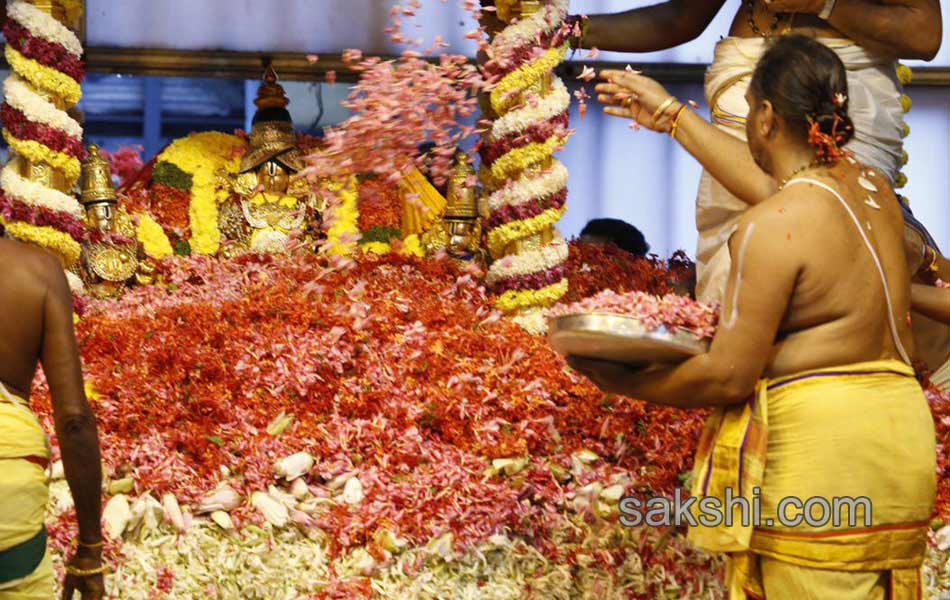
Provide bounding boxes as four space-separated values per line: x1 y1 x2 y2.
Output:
694 36 906 303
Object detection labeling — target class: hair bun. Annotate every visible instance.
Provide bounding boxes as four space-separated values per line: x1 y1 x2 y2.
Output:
813 110 855 147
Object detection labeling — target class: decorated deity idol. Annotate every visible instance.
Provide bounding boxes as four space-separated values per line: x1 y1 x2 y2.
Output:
79 145 156 298
217 67 323 257
420 151 485 262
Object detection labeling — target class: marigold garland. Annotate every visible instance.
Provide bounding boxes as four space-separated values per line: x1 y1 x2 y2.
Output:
3 131 81 186
0 1 83 277
488 136 566 185
483 5 572 320
487 205 566 257
0 159 84 219
398 233 425 258
490 263 567 294
322 177 361 256
3 19 84 82
7 0 83 58
494 278 569 312
0 192 84 241
487 161 568 212
488 80 570 142
154 132 244 256
488 188 567 229
1 219 81 266
481 113 569 165
136 213 174 260
4 45 81 106
0 104 82 158
360 241 391 255
3 75 82 138
490 45 569 114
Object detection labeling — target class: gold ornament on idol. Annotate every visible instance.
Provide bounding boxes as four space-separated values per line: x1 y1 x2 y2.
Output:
422 152 485 262
79 145 155 298
217 67 322 257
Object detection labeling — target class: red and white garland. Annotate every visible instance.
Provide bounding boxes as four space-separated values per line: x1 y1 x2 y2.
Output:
0 0 85 292
480 0 571 327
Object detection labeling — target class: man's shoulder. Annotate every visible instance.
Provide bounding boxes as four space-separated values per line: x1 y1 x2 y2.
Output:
739 184 838 236
0 238 65 283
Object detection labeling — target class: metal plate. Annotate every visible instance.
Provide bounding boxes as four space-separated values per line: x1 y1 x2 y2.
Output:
547 313 709 366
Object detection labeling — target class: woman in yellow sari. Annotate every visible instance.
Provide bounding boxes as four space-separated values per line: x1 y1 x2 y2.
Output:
571 36 936 599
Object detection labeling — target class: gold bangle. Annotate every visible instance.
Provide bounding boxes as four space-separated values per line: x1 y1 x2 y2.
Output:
65 565 109 577
652 97 677 121
78 539 104 549
927 246 940 273
670 105 688 139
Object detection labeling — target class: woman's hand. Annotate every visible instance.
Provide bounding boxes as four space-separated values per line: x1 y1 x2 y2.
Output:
62 546 105 600
595 69 681 133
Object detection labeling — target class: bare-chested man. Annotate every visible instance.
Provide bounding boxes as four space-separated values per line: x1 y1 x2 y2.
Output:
568 0 950 387
573 35 935 599
0 237 103 599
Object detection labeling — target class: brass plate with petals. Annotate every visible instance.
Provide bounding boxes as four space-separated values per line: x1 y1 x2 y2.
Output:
547 313 708 367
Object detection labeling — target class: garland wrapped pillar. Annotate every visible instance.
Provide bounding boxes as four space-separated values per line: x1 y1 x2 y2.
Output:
479 0 571 333
0 0 86 292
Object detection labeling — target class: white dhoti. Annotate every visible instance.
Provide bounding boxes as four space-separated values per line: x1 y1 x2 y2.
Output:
695 37 906 303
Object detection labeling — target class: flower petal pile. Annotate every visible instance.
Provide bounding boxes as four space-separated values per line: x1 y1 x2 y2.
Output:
30 247 737 597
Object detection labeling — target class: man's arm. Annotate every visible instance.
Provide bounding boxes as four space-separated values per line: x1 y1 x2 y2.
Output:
666 107 777 204
768 0 942 60
568 198 802 408
581 0 727 53
39 260 102 546
911 284 950 324
597 71 777 205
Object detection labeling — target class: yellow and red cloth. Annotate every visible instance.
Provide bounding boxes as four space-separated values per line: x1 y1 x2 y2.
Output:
0 385 52 599
688 360 935 599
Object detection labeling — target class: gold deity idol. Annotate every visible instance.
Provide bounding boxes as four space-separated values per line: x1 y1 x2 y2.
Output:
217 67 322 257
79 145 155 298
421 152 485 262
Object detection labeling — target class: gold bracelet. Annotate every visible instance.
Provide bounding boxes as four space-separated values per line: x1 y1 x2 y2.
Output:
65 564 109 577
926 246 940 273
652 97 677 121
78 539 104 549
670 105 688 139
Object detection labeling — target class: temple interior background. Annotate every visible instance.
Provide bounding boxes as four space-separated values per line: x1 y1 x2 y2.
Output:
2 0 948 257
